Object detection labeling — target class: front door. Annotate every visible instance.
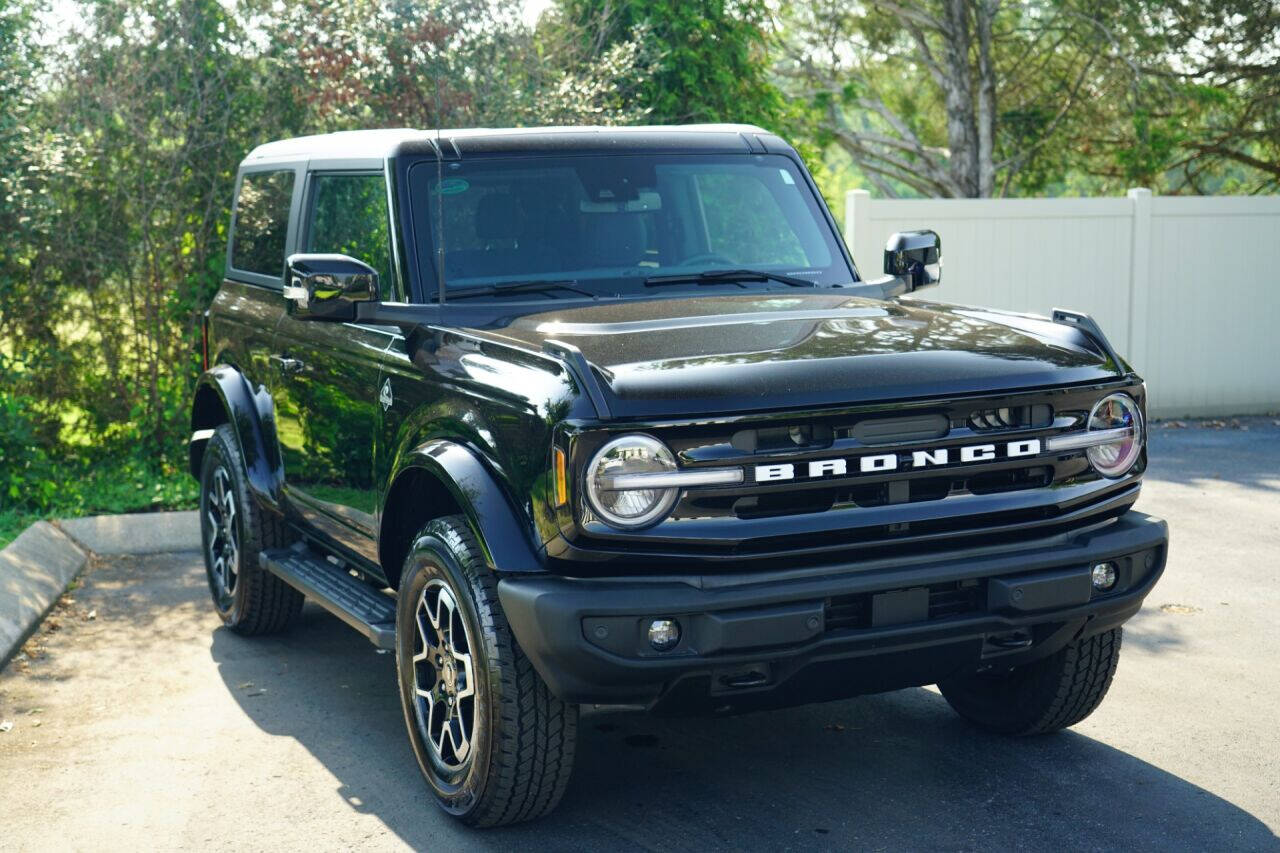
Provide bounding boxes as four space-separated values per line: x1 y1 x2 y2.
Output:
269 170 397 565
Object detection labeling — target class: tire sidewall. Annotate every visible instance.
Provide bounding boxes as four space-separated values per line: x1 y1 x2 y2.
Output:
396 529 495 818
199 428 249 625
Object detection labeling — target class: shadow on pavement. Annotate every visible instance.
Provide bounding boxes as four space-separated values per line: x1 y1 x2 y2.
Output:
211 610 1277 852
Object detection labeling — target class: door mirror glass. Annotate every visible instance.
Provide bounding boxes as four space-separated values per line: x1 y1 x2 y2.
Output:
284 253 379 321
884 230 941 290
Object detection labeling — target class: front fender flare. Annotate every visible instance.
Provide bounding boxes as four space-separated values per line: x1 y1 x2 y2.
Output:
189 366 283 505
385 440 543 575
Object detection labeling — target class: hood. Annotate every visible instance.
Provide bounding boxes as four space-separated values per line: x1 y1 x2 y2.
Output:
478 293 1120 418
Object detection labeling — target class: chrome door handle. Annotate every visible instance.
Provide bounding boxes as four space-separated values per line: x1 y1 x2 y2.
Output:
270 354 305 374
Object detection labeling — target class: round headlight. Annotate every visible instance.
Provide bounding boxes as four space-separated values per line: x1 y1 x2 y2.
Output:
585 434 679 529
1086 392 1144 478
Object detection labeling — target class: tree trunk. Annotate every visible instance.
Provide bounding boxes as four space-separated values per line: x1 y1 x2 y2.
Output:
975 0 998 197
940 0 979 196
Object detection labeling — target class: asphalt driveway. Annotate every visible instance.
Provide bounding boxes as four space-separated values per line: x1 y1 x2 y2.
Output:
1 421 1278 851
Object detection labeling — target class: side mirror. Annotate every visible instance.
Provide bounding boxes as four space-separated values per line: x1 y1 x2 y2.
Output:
884 230 940 291
283 253 378 321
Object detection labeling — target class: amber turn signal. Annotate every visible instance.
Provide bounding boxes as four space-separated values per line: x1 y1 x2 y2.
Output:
553 446 568 507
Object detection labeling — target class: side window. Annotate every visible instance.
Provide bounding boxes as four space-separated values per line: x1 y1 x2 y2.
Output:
306 173 393 298
230 170 295 278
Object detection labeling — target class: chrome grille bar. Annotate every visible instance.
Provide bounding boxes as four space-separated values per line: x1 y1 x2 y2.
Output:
1044 426 1134 452
603 468 744 490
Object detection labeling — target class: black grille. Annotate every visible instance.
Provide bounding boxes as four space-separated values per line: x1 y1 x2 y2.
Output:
824 579 985 632
926 580 986 619
968 404 1052 432
577 382 1146 569
730 465 1056 519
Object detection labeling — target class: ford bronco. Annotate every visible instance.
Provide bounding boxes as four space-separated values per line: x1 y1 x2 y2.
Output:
190 125 1168 826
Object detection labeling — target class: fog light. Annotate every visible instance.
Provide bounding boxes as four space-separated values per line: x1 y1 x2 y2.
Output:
1091 562 1118 591
648 618 680 651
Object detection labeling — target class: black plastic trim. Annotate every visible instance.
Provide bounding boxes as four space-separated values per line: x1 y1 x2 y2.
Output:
260 543 396 648
497 512 1168 709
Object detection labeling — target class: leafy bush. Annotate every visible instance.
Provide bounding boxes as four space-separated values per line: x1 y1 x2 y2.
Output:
0 389 59 512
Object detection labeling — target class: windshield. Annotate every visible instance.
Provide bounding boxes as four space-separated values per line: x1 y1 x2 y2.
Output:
408 153 854 299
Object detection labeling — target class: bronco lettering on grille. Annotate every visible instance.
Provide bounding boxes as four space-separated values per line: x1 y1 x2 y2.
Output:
754 439 1041 483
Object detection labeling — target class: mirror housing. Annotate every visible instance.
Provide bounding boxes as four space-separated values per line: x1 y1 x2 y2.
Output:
884 230 941 291
283 253 379 321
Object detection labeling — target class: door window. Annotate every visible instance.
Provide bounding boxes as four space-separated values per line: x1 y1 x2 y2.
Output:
230 170 294 277
307 173 394 298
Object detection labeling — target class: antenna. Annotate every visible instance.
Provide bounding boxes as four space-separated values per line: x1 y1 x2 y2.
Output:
435 75 446 304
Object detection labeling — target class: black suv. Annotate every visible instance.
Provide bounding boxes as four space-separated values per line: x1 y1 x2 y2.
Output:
190 125 1167 826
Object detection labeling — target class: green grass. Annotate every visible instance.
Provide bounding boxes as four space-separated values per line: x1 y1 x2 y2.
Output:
0 457 198 550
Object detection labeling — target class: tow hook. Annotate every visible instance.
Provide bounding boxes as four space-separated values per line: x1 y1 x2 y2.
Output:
985 629 1034 650
716 664 771 690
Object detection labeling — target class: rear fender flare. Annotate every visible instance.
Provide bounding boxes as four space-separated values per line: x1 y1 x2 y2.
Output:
189 366 283 505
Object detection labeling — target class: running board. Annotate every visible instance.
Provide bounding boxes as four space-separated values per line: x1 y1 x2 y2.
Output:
260 544 396 649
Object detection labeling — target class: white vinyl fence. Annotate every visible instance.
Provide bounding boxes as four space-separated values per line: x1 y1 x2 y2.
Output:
844 188 1280 418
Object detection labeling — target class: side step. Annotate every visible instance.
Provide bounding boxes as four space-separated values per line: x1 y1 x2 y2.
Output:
260 544 397 649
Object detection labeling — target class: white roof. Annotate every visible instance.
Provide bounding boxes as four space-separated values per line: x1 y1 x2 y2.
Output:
241 124 773 165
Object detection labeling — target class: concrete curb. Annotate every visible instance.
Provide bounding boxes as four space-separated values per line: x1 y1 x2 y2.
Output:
0 522 88 670
59 510 200 555
1 510 201 669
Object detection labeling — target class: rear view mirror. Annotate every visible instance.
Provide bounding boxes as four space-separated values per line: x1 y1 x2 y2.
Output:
283 254 379 321
884 230 941 291
580 191 662 213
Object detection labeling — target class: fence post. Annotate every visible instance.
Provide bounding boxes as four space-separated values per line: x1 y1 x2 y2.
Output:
1126 188 1152 373
846 189 871 273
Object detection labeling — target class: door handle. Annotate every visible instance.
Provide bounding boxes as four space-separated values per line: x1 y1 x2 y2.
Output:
270 354 305 374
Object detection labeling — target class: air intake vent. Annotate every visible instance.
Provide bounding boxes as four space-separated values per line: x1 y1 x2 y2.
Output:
968 404 1052 432
823 579 986 632
731 423 834 453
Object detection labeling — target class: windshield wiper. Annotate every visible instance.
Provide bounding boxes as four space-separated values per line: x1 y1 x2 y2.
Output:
644 268 818 288
442 279 595 301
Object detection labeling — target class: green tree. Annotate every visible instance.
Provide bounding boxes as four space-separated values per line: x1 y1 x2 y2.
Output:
779 0 1280 198
554 0 787 129
271 0 655 129
0 1 63 444
36 0 272 452
1090 0 1279 194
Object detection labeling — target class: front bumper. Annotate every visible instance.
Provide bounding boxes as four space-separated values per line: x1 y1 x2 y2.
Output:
498 512 1168 714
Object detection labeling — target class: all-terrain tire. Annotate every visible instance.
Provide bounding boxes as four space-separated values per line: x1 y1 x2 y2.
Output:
198 424 304 634
939 628 1123 735
395 515 577 827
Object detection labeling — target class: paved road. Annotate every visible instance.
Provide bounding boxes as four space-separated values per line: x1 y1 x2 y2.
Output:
2 423 1278 851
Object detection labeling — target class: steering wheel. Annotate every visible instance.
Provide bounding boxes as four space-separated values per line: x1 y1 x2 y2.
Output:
676 252 736 267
